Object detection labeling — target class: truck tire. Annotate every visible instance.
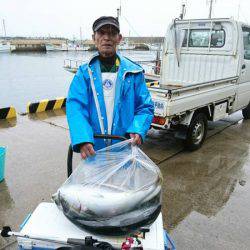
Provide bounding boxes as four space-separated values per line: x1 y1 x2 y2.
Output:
185 112 208 151
242 103 250 119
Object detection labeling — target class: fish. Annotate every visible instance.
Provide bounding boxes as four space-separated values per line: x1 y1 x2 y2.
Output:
54 182 161 219
53 182 161 235
52 143 163 234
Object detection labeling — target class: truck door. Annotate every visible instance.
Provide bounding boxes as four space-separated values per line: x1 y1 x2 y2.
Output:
237 26 250 109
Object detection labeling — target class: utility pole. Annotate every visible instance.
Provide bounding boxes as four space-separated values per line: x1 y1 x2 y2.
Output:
2 19 6 37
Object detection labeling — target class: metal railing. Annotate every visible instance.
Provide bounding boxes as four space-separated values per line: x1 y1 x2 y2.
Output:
63 58 162 75
63 59 84 69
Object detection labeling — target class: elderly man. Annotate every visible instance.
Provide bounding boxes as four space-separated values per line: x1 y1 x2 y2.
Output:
66 16 154 159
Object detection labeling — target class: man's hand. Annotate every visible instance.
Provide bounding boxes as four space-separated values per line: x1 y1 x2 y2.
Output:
129 133 142 146
80 143 95 159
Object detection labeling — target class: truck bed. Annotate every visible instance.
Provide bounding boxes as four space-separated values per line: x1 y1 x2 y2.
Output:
149 77 238 117
149 76 238 96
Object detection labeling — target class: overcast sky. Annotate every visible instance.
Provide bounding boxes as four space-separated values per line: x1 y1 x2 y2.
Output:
1 0 250 39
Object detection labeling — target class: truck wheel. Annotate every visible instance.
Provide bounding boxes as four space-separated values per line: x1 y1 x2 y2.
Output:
185 113 208 151
242 103 250 119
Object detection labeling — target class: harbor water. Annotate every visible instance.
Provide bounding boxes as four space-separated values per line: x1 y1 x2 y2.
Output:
0 50 157 112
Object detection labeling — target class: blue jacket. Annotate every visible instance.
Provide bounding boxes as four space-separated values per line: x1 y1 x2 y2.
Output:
66 52 154 152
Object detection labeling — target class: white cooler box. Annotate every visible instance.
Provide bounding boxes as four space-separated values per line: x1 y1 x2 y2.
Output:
17 203 174 250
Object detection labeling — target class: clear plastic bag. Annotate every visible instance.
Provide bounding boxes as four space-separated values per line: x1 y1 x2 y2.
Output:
53 139 162 235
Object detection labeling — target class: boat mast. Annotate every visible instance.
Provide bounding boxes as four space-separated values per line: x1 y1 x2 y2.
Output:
116 7 121 22
208 0 215 19
2 19 6 37
79 27 82 45
237 1 240 21
117 0 122 22
179 4 186 20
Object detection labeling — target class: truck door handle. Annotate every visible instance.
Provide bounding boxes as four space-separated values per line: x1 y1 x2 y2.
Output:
242 64 246 69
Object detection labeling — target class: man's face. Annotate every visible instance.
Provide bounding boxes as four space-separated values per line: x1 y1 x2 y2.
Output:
93 25 122 57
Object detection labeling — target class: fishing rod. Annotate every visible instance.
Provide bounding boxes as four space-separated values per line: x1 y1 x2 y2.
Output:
0 226 117 250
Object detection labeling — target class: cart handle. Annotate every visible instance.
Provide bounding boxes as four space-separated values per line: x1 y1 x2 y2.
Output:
67 134 127 177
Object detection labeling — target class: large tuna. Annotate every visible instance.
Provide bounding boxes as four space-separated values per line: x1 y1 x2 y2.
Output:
53 140 162 235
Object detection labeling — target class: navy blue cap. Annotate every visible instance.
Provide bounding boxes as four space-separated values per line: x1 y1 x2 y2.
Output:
92 16 120 32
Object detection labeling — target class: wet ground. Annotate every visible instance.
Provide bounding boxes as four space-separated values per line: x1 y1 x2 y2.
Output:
0 110 249 249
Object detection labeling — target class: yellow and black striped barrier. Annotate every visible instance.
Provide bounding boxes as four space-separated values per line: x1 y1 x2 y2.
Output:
146 81 159 87
27 97 66 113
0 106 17 119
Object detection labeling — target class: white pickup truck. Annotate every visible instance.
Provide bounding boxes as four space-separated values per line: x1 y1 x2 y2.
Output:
149 18 250 150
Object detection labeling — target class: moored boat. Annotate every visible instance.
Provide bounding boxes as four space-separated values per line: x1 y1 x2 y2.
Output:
45 43 68 51
0 41 13 52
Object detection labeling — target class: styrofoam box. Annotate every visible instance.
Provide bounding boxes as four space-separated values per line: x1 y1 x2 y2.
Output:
18 202 165 250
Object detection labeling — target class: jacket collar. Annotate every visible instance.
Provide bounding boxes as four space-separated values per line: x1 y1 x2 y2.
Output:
87 52 143 76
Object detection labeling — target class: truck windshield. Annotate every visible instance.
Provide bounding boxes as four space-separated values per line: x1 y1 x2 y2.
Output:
182 29 225 48
242 27 250 60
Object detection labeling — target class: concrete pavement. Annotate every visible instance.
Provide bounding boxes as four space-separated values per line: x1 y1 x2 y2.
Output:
0 110 249 249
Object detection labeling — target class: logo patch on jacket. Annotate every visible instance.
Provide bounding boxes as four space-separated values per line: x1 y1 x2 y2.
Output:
103 79 113 90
